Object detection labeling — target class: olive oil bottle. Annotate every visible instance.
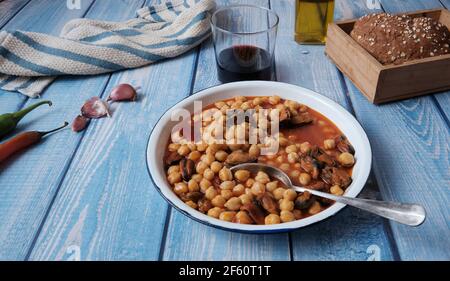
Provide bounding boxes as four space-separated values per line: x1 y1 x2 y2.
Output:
295 0 335 44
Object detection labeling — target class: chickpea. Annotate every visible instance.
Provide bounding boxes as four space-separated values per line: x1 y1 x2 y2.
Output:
187 143 197 151
167 165 180 174
202 153 215 165
220 105 229 114
308 201 322 215
266 181 278 192
241 102 251 110
191 174 203 183
187 151 201 161
235 96 246 103
167 173 181 184
251 182 266 196
269 95 281 105
279 137 289 147
232 184 245 196
239 194 253 205
211 195 226 207
199 178 212 192
215 101 226 108
215 150 228 162
287 152 299 163
330 185 344 196
290 170 300 178
248 144 260 158
279 163 290 172
168 143 181 152
265 214 281 225
188 179 200 192
245 187 253 197
255 171 270 184
234 211 253 224
228 144 242 151
177 145 190 156
285 145 298 154
203 168 215 181
224 197 242 211
197 143 208 152
174 182 188 195
276 156 284 163
299 173 311 186
196 161 208 174
207 207 223 218
210 161 223 173
219 167 233 181
232 102 243 110
234 170 250 182
205 186 218 200
338 152 355 167
245 178 255 188
273 187 286 200
280 199 294 211
251 97 261 106
283 189 297 201
186 201 197 209
221 189 233 200
220 181 235 190
219 211 237 222
300 142 312 154
280 210 295 222
324 139 336 150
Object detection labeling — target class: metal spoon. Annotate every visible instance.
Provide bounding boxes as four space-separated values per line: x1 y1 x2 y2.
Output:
230 163 426 226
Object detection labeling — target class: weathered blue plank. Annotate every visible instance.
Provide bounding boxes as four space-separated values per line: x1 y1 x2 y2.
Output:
27 0 200 260
162 0 291 261
440 0 450 8
271 0 395 261
340 0 450 260
0 0 95 113
0 0 96 261
0 0 30 28
379 0 442 11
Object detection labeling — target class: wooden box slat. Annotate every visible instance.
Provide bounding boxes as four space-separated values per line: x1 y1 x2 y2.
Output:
325 8 450 104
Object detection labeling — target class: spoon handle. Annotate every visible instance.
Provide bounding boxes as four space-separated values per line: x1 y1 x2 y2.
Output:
292 186 426 226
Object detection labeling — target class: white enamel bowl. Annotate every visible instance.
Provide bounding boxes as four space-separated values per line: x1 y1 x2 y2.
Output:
146 81 372 233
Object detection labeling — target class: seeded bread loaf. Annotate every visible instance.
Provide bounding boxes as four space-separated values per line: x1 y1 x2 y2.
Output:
350 13 450 65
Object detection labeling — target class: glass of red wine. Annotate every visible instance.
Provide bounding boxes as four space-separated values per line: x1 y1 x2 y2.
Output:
210 5 279 83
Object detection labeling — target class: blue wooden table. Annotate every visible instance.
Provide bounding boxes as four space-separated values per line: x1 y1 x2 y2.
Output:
0 0 448 261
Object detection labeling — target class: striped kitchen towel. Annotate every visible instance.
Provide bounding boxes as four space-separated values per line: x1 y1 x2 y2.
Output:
0 0 215 98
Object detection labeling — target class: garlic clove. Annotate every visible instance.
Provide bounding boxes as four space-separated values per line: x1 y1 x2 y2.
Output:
72 115 90 132
107 84 137 102
81 97 111 119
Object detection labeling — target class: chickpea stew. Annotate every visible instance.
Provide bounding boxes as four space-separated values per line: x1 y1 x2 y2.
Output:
164 96 355 225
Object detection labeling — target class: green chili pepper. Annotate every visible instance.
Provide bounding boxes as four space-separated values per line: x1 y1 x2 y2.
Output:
0 100 52 139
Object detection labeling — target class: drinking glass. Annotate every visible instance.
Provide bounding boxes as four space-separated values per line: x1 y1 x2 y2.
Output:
210 5 279 83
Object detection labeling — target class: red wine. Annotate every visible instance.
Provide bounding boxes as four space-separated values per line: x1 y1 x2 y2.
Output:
216 45 273 83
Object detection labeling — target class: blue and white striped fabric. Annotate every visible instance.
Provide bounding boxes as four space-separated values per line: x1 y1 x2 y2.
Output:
0 0 215 98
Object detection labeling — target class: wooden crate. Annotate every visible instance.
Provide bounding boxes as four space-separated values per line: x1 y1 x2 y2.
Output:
325 9 450 104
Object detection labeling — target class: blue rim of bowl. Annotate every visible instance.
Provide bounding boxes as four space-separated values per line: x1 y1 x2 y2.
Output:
145 82 371 234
